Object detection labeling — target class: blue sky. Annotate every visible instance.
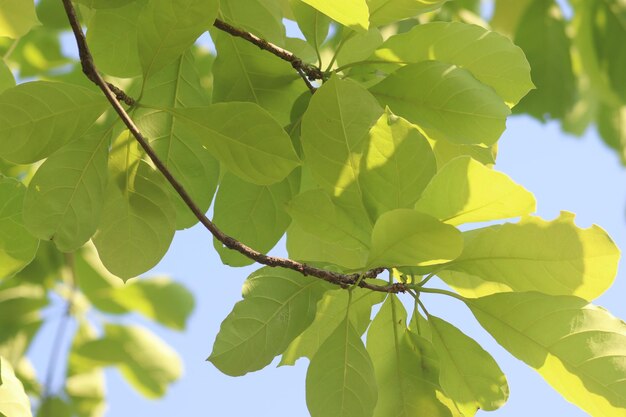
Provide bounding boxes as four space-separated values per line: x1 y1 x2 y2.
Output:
27 17 626 417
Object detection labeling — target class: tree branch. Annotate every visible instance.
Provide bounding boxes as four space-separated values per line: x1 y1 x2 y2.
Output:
212 19 324 83
61 0 406 294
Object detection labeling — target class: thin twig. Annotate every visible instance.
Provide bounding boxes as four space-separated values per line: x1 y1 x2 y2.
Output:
213 19 324 82
60 0 406 294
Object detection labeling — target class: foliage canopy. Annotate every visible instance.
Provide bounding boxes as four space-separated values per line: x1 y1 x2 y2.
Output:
0 0 625 416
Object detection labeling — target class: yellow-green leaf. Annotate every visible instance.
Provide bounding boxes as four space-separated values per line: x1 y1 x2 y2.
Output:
414 156 536 225
367 208 463 268
367 0 445 26
428 315 508 414
0 356 33 417
370 62 511 146
468 292 626 417
445 212 620 300
299 0 369 32
306 316 377 417
0 60 14 93
0 0 39 38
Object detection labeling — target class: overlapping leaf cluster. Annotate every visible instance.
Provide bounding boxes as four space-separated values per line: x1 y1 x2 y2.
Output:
0 1 624 417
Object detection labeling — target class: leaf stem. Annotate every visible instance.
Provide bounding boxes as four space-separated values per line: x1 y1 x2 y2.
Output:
416 287 466 302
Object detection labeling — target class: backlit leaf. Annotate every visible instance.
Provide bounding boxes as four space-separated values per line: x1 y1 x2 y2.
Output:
22 125 112 252
0 356 33 417
428 315 508 414
174 103 299 185
414 156 536 225
137 0 219 80
306 316 377 417
0 81 107 164
444 212 620 300
0 60 14 93
299 0 370 32
367 209 463 268
370 22 533 106
212 171 297 267
0 0 39 38
0 177 39 279
209 267 330 376
290 0 330 52
220 0 285 44
468 292 626 417
368 0 445 26
370 62 510 145
93 133 176 279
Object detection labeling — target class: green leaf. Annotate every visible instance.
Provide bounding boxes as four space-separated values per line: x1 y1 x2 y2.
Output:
86 0 145 78
0 0 39 38
414 156 536 225
513 0 575 120
7 27 71 77
444 212 621 300
93 132 176 279
211 30 307 125
306 316 377 417
290 0 330 52
136 51 219 229
287 188 372 252
299 0 369 32
0 60 14 93
0 81 107 164
428 315 508 414
367 296 462 417
367 209 463 268
213 171 297 267
281 285 385 365
301 76 383 214
74 0 139 8
36 397 71 417
286 222 370 270
0 177 39 279
368 0 445 26
73 324 182 398
22 125 112 252
209 267 330 376
137 0 219 80
468 292 626 417
173 102 300 185
597 103 626 163
370 22 533 106
371 62 511 146
360 108 436 219
0 356 33 417
220 0 285 44
335 27 383 69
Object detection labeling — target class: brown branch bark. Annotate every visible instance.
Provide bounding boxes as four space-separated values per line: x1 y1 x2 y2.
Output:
61 0 406 294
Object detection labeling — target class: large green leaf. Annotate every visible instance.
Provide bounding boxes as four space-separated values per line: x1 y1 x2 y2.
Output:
22 125 111 252
136 51 219 229
360 108 436 219
289 0 330 53
93 133 176 279
209 267 329 376
73 324 181 398
0 81 107 164
428 315 508 414
468 292 626 417
367 296 462 417
212 171 297 267
0 0 39 38
299 0 369 32
306 316 377 417
367 0 445 26
0 60 14 93
173 102 300 185
219 0 285 44
513 0 575 120
367 209 463 268
0 356 33 417
369 22 533 106
414 156 536 225
444 212 620 300
86 0 145 78
287 188 371 252
137 0 219 80
370 62 511 146
281 285 385 365
301 76 383 215
211 30 307 125
0 178 39 279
